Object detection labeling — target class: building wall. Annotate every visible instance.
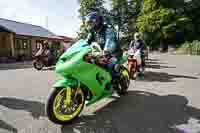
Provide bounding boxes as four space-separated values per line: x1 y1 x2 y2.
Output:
0 32 12 57
62 42 72 50
1 33 63 61
10 33 15 57
14 35 33 59
14 35 55 59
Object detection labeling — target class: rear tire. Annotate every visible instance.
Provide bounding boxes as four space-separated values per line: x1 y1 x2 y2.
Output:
46 87 85 125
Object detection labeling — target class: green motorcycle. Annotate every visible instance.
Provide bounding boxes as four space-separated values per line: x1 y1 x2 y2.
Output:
46 39 130 124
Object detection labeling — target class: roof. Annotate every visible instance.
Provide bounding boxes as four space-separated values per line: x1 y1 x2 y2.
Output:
0 18 62 40
59 36 75 43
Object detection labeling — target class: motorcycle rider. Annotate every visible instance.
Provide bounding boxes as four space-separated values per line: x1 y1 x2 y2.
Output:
41 41 54 65
129 32 146 76
85 12 123 74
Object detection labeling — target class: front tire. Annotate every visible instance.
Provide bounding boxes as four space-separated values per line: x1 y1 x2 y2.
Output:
46 86 85 125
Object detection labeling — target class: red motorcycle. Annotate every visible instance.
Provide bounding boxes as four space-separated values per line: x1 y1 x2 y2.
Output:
127 49 144 79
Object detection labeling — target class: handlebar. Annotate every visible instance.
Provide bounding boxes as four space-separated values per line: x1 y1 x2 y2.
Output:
84 52 110 66
90 42 103 53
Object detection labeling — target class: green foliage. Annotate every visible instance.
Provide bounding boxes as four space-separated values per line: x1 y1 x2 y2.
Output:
77 0 107 39
184 0 200 40
162 17 193 40
136 8 174 33
77 0 115 37
76 0 199 49
77 23 89 39
178 40 200 55
111 0 144 44
127 0 143 37
141 0 160 14
78 0 104 17
135 0 194 48
160 0 185 9
111 0 129 32
136 0 176 48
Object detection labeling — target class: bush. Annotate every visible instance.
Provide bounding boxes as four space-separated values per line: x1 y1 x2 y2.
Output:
177 40 200 55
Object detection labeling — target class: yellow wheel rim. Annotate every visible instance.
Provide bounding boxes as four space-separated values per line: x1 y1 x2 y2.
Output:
121 69 130 87
53 87 85 121
122 69 130 79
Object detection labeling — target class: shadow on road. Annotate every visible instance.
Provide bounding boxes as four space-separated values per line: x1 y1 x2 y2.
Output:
146 57 167 65
146 64 176 69
1 92 200 133
0 120 18 133
61 91 200 133
142 71 198 82
146 61 167 65
146 58 175 69
0 97 45 119
147 58 160 62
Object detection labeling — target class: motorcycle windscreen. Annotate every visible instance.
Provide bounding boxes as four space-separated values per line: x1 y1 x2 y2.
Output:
134 50 142 65
128 48 135 56
59 39 90 59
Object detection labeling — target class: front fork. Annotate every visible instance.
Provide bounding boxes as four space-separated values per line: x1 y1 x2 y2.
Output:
65 81 80 105
65 87 72 105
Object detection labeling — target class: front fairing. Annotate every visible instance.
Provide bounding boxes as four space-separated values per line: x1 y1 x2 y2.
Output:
55 39 112 98
59 39 90 60
55 39 91 76
118 52 128 64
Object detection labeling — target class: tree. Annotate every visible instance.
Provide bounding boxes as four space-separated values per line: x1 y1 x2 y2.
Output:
184 0 200 40
127 0 143 37
111 0 129 38
78 0 104 17
110 0 144 46
77 0 112 39
136 0 192 49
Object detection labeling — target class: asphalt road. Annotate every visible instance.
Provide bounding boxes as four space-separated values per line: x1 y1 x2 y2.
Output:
0 53 200 133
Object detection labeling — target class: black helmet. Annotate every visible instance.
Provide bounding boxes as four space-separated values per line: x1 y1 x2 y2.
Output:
85 12 104 30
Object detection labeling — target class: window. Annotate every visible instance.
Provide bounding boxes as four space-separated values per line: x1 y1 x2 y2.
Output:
15 39 30 49
23 40 28 49
16 39 22 49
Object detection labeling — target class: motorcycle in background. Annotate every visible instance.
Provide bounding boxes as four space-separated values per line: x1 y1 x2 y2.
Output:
33 48 61 70
127 48 144 79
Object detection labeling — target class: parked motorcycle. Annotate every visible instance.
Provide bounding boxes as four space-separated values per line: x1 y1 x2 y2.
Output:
33 50 59 70
127 48 144 79
46 39 130 124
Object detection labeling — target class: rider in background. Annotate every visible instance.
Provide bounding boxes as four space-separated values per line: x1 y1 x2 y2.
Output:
129 32 146 78
129 32 146 68
43 41 54 65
